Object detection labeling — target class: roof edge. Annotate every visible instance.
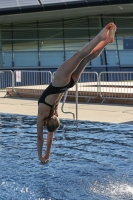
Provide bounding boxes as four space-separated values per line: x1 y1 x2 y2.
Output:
0 0 132 16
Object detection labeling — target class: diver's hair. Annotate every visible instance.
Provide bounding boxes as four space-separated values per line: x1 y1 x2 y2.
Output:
49 103 57 118
46 115 60 132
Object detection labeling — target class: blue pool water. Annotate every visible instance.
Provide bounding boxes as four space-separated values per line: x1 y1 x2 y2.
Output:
0 113 133 200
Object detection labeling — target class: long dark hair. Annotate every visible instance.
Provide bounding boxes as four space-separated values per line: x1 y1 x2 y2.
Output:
46 103 60 132
48 103 57 119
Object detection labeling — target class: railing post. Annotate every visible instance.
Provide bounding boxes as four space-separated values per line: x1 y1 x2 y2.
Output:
12 71 15 91
98 72 101 96
76 83 78 121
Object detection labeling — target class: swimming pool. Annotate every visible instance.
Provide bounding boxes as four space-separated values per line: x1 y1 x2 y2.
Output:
0 113 133 200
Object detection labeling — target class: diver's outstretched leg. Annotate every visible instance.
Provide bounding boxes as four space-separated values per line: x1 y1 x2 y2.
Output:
53 23 116 86
71 25 116 82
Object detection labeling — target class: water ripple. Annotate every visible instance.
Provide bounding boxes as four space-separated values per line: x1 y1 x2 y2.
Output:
0 114 133 200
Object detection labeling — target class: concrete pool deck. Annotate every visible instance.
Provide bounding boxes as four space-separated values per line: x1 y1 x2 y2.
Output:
0 97 133 125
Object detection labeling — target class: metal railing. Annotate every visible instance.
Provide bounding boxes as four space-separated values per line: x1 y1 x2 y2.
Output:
99 72 133 103
1 70 133 119
1 70 133 100
0 70 14 97
77 72 98 102
61 90 75 120
59 83 79 120
13 70 52 96
0 70 53 97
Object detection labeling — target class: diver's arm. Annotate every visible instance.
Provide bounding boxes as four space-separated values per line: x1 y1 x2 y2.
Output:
44 132 54 161
37 115 50 164
37 104 51 163
37 115 44 160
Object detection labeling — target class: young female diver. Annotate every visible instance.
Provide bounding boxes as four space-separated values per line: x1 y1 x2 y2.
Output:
37 22 116 164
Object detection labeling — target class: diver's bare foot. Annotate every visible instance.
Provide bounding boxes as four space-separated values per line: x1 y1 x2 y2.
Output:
98 23 116 41
106 22 115 30
106 26 116 43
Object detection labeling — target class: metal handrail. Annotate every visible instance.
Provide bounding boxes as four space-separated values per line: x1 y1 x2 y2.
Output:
61 83 78 121
61 90 75 120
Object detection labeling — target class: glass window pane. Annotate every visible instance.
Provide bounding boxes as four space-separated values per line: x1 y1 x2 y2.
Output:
39 21 63 51
14 52 38 67
106 50 118 65
114 17 133 37
0 52 2 66
40 51 64 67
13 22 38 50
88 17 101 39
1 29 12 51
117 39 123 50
64 18 89 51
119 50 133 65
102 16 114 26
105 40 117 50
3 51 12 67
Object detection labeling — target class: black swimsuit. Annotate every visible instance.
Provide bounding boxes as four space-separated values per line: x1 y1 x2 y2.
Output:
38 77 75 108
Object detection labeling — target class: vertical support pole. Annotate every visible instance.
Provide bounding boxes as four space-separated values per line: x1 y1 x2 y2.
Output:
62 18 66 62
11 23 14 67
113 15 121 67
75 83 78 121
37 21 41 85
87 16 91 67
0 27 1 49
37 20 40 67
101 15 108 66
12 70 15 91
0 26 2 67
101 15 108 81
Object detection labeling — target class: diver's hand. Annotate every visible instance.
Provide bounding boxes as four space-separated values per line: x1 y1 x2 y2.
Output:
39 156 49 164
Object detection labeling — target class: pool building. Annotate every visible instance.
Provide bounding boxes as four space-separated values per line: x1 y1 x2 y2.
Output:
0 0 133 74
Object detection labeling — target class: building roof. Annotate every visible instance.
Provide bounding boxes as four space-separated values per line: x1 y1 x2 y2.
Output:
0 0 132 15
